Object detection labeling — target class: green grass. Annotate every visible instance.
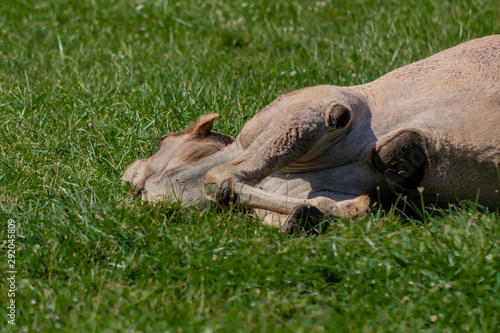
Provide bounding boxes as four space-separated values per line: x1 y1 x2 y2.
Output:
0 0 499 331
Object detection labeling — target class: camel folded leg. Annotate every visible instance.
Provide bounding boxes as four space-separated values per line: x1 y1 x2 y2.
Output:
202 102 361 232
204 102 353 200
206 177 370 233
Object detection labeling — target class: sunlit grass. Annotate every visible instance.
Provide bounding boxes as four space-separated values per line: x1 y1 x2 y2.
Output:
0 0 499 331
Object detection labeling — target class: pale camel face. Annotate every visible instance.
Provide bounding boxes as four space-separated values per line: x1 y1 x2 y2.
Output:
122 114 234 191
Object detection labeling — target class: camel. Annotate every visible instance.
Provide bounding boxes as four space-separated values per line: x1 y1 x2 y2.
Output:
123 35 500 234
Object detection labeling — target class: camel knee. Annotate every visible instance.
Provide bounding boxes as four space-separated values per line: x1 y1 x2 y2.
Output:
371 129 429 190
325 104 352 129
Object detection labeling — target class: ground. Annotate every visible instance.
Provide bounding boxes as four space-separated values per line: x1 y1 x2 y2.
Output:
0 0 499 331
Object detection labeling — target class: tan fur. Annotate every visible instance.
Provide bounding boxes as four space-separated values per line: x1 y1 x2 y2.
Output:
185 114 220 136
181 132 234 164
122 114 234 189
123 36 500 230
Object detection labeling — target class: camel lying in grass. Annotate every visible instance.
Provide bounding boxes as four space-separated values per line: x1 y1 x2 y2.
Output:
123 35 500 234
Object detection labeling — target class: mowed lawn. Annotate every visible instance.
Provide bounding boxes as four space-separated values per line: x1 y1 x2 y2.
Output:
1 0 499 331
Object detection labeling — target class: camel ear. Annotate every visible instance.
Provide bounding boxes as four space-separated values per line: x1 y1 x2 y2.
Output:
185 114 219 137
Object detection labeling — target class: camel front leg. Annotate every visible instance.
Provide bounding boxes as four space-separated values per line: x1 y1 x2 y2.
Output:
206 177 370 233
207 178 369 216
202 101 359 233
204 103 352 203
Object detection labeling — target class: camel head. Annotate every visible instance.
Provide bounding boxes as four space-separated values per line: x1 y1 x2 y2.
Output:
122 114 234 191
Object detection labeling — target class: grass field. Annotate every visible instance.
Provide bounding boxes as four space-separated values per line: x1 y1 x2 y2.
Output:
1 0 499 331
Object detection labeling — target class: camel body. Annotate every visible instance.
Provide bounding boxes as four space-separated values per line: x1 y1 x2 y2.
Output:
123 35 500 231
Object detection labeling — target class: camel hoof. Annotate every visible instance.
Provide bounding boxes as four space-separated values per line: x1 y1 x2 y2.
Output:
283 205 330 236
204 179 233 205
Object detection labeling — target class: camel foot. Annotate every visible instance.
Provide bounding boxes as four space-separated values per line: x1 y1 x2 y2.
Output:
204 179 233 205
